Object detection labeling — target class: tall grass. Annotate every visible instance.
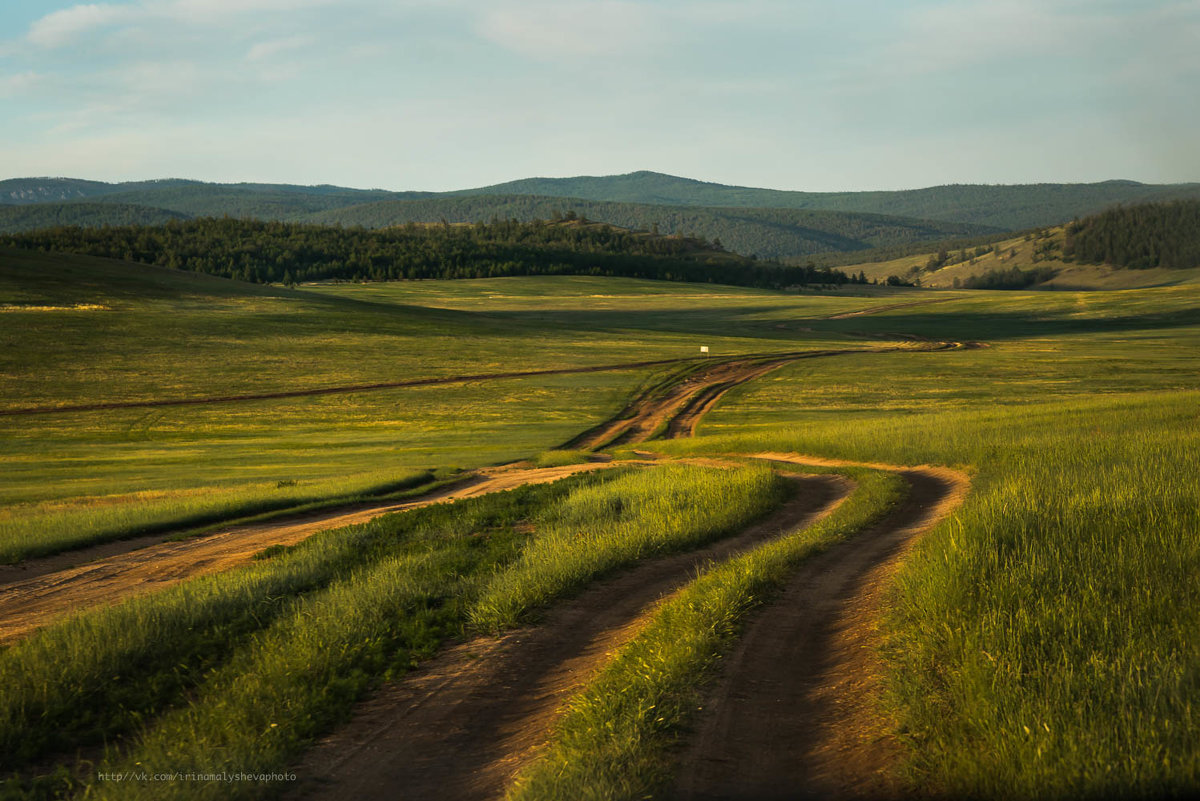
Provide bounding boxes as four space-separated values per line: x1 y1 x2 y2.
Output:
507 469 905 800
655 388 1200 797
470 463 787 631
42 464 787 799
0 480 554 774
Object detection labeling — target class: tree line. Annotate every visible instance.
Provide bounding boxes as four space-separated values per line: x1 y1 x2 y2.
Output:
0 217 864 289
1064 200 1200 270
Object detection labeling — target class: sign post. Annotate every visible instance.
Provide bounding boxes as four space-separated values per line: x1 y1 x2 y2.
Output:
700 345 709 359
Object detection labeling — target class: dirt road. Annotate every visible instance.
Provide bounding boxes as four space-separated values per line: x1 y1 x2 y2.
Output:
0 462 616 645
671 453 970 800
289 473 853 801
568 343 952 449
0 343 950 644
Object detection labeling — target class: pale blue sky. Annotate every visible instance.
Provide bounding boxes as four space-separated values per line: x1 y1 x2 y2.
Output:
0 0 1196 191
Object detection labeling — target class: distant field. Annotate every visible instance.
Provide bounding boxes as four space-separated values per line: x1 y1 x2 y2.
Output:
4 243 1200 799
2 252 908 562
1 249 865 412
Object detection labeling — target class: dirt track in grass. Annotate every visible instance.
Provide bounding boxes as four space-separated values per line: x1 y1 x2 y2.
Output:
0 462 617 645
0 342 954 644
671 453 970 800
287 472 854 801
286 452 968 801
6 337 973 800
566 342 954 449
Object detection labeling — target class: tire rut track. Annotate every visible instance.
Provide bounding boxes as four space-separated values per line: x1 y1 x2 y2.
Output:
288 473 854 801
671 454 970 800
0 463 615 645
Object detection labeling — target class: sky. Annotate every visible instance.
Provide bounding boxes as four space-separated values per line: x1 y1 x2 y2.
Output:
0 0 1197 192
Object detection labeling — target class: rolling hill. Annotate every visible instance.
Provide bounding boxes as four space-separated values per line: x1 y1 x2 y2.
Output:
0 202 188 232
4 173 1200 263
845 200 1200 290
458 171 1200 230
308 195 993 260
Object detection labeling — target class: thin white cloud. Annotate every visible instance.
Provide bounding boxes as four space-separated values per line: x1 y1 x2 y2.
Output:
246 36 311 62
0 71 40 97
27 3 133 48
24 0 347 49
478 1 662 59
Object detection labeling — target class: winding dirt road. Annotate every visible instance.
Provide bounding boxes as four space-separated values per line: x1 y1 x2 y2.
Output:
290 473 853 801
3 339 973 800
0 342 960 644
672 454 970 800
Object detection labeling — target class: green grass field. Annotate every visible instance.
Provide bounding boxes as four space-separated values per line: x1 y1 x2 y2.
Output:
3 246 1200 799
650 287 1200 796
2 252 878 562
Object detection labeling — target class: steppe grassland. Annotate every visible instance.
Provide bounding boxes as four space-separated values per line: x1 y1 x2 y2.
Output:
1 257 906 562
0 371 645 561
652 285 1200 797
0 463 782 800
1 251 856 412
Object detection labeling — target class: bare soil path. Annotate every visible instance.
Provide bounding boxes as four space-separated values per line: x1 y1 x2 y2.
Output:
288 473 853 801
670 453 970 800
569 343 954 450
0 462 616 645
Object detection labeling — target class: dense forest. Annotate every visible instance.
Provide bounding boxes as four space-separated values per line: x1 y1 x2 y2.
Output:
309 195 988 260
0 217 861 288
0 188 993 262
0 202 187 231
1065 201 1200 270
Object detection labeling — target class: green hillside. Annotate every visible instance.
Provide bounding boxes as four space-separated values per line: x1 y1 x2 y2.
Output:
461 171 1200 230
309 194 992 260
0 217 857 288
1067 200 1200 270
6 173 1200 258
0 202 188 233
91 183 418 219
0 178 198 204
837 201 1200 290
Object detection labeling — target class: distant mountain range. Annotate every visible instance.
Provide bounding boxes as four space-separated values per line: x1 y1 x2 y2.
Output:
3 171 1198 261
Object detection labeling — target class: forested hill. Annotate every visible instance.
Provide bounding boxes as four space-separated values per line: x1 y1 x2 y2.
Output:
0 218 860 289
0 202 188 231
0 183 998 262
459 172 1200 230
309 195 989 261
1066 200 1200 270
6 174 1200 239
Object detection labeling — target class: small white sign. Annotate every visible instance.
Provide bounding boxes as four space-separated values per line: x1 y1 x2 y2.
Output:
700 346 709 353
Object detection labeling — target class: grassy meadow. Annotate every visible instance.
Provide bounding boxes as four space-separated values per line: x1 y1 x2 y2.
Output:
2 251 887 562
649 286 1200 797
0 463 781 798
4 242 1200 799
